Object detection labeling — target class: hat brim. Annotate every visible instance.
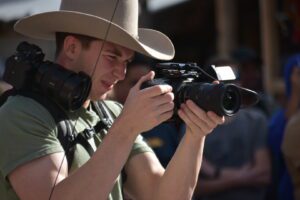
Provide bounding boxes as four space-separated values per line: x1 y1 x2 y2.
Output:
14 11 175 60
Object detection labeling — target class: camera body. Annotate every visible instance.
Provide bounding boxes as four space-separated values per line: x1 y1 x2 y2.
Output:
3 42 91 111
142 62 258 117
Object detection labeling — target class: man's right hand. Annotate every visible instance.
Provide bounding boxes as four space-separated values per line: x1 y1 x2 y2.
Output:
117 71 175 136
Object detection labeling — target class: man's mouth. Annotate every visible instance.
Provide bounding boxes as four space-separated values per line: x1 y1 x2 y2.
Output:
102 80 115 90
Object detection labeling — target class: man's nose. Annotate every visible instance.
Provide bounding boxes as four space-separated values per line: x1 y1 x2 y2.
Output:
113 63 126 80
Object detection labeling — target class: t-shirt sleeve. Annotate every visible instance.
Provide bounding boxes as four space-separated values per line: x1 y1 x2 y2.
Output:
0 96 64 178
129 134 154 160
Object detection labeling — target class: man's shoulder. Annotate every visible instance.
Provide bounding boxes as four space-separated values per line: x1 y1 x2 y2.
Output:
0 95 55 126
102 100 123 117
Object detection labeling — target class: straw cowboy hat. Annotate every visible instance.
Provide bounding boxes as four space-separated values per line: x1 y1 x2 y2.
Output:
14 0 175 60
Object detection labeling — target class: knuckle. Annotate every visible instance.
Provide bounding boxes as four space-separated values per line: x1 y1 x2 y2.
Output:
164 93 174 102
153 85 163 94
169 101 175 109
168 92 175 101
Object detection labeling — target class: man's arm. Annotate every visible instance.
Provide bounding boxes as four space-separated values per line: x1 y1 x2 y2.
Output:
124 100 224 200
8 120 139 200
8 72 174 200
8 72 223 200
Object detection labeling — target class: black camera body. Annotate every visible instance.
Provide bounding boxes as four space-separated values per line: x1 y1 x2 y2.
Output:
3 42 91 111
142 62 258 117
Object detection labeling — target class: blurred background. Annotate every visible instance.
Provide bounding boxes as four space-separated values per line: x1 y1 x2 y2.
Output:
0 0 299 105
1 1 300 199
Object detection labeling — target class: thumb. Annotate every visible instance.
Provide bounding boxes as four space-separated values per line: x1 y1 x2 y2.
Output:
134 71 155 90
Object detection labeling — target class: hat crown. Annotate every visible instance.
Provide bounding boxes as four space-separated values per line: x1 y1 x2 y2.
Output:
60 0 138 37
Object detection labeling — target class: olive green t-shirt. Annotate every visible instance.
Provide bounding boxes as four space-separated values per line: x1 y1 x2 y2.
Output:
0 95 153 200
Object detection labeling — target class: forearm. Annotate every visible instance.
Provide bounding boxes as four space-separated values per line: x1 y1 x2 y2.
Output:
238 166 270 187
52 118 137 200
153 132 205 200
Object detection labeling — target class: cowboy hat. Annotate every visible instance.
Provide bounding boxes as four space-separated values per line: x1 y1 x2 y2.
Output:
14 0 175 60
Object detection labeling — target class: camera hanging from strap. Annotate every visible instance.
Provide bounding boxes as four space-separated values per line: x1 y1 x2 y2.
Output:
0 87 117 170
0 41 118 169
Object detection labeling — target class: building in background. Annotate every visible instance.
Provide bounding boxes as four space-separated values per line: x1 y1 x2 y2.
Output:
0 0 299 101
0 0 60 65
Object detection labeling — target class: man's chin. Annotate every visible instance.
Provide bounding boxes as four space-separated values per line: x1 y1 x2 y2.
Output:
100 93 108 100
89 90 112 101
97 93 108 101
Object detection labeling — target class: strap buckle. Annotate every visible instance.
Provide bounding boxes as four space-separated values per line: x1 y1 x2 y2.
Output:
82 127 95 139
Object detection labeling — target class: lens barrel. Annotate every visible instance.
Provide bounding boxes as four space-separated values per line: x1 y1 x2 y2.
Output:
177 83 241 116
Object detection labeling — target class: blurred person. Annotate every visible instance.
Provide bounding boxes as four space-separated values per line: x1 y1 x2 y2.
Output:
268 53 300 200
0 0 224 200
0 58 12 95
193 57 271 200
194 108 271 200
0 81 12 95
0 58 4 78
282 109 300 200
231 48 279 118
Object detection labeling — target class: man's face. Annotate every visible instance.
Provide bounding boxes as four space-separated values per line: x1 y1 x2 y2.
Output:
112 64 150 104
77 40 134 101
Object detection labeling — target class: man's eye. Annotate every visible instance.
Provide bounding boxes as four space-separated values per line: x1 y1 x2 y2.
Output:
107 55 117 60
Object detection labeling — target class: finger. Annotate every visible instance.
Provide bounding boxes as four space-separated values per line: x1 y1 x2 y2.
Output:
155 101 174 114
151 92 174 107
207 111 225 125
134 71 155 90
141 84 173 98
180 103 212 133
178 107 203 133
186 100 216 128
156 110 174 124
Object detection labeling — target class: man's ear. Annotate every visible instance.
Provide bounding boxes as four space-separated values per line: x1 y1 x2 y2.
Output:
63 35 82 61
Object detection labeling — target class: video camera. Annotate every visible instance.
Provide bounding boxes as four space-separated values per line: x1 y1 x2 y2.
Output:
3 42 258 116
142 62 259 117
3 42 91 111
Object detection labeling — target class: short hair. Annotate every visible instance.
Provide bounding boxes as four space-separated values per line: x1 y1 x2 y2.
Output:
55 32 97 58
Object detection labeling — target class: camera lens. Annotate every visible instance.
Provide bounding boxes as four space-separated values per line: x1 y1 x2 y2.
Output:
223 92 235 110
222 85 241 115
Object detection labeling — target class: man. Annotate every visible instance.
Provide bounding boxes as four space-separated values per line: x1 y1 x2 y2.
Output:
0 0 224 200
